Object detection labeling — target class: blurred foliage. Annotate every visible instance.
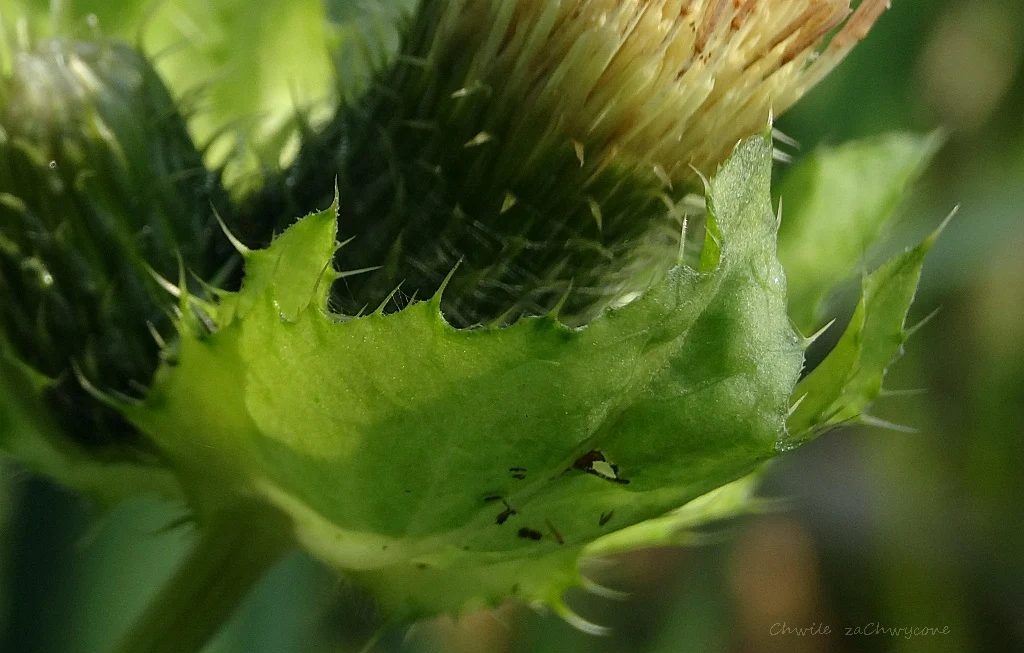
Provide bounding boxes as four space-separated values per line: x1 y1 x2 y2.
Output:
1 0 336 193
2 0 1023 652
775 133 942 333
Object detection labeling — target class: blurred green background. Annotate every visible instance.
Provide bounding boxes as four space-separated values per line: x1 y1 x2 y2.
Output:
1 0 1022 651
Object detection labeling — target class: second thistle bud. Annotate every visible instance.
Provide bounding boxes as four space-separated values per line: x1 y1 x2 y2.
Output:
0 38 229 450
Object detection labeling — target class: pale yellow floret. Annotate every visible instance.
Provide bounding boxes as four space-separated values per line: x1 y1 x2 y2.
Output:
434 0 891 180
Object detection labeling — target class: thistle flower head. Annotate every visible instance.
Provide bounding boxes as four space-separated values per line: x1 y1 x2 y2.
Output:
445 0 889 179
244 0 888 327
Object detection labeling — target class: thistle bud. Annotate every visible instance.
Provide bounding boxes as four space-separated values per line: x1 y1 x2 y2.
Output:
241 0 888 326
0 39 229 449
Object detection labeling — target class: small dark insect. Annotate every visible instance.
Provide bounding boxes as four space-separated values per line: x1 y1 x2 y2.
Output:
546 520 564 545
509 467 527 472
511 472 527 480
517 527 542 541
599 511 614 526
496 500 517 525
416 562 429 570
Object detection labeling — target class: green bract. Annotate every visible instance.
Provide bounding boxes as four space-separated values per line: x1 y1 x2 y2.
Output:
84 134 934 632
122 135 800 617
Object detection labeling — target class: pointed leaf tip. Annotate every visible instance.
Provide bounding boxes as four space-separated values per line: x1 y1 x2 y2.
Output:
430 261 462 309
214 206 250 256
235 201 340 321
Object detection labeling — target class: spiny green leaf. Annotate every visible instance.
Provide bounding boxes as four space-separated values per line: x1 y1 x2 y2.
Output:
121 134 804 618
777 132 942 333
785 222 946 446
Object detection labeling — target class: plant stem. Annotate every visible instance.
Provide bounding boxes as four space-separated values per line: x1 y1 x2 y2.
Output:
112 503 293 653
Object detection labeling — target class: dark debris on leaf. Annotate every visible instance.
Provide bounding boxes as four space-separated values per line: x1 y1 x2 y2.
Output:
496 500 517 525
546 520 564 544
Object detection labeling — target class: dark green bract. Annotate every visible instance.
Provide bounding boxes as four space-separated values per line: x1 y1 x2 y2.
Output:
0 38 229 455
